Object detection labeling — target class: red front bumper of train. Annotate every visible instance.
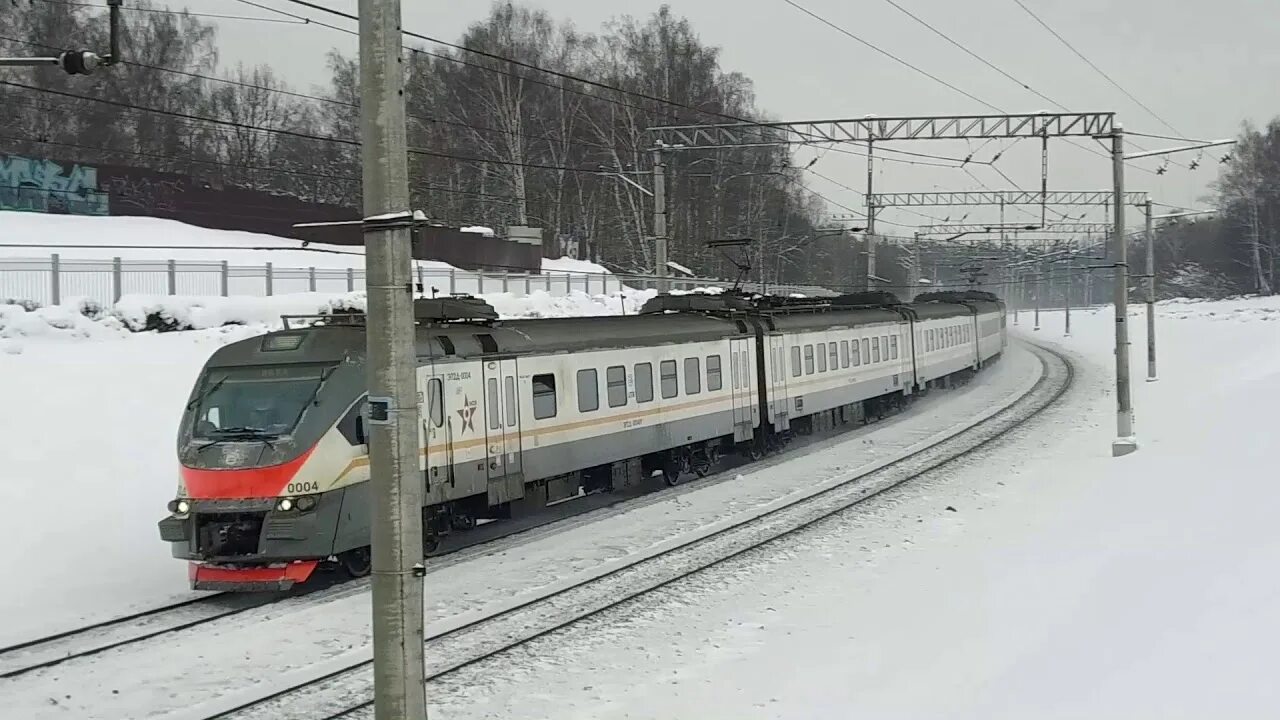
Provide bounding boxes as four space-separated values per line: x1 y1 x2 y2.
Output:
189 559 319 591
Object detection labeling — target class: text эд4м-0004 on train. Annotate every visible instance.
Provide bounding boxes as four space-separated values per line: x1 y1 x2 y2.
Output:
157 289 1006 591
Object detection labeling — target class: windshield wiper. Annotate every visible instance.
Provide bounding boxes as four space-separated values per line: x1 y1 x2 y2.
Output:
196 427 278 452
186 377 226 412
288 367 333 430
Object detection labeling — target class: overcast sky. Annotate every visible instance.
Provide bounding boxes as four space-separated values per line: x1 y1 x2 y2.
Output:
178 0 1280 233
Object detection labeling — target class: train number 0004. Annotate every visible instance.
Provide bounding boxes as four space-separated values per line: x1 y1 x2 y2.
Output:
287 481 320 494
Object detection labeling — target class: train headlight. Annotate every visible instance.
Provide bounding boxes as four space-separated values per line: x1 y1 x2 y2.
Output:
277 498 294 511
168 499 190 515
296 495 318 511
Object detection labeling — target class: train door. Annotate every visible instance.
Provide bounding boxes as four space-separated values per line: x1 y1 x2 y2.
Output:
420 371 450 494
729 337 754 442
767 333 791 432
482 357 524 505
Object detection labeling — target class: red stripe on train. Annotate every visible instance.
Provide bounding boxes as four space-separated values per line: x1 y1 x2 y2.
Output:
180 446 315 499
189 560 319 590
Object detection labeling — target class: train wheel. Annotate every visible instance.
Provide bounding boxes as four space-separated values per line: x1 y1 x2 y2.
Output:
423 533 441 555
340 547 372 578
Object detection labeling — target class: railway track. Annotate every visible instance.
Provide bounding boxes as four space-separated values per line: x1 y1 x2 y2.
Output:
206 343 1073 720
0 593 278 679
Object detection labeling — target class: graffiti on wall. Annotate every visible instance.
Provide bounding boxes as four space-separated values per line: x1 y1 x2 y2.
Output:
0 154 110 216
108 175 184 213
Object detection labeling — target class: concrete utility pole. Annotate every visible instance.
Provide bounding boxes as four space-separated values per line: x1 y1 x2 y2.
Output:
1063 260 1072 337
1144 199 1157 381
1033 265 1041 331
358 0 428 714
1111 126 1137 456
865 139 876 292
652 148 669 293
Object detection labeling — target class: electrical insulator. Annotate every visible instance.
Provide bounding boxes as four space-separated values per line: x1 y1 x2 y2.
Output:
58 50 102 76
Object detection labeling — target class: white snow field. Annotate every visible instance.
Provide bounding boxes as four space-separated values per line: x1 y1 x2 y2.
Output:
2 288 1274 719
0 290 655 646
419 297 1278 720
0 340 1043 719
0 210 611 275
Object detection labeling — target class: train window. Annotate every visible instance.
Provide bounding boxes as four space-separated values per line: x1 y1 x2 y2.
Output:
852 338 861 366
791 346 802 378
504 377 517 427
434 336 456 356
707 355 722 391
828 342 839 370
607 366 628 408
635 363 654 403
840 340 850 368
429 378 443 428
891 336 899 360
685 357 701 395
475 334 498 354
741 351 749 385
661 360 679 399
861 338 870 363
532 374 557 419
882 335 889 357
804 345 815 375
872 337 881 363
817 344 827 373
731 353 739 390
487 378 500 430
577 368 599 413
928 330 934 351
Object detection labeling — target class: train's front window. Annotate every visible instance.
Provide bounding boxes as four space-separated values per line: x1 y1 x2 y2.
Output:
191 364 331 439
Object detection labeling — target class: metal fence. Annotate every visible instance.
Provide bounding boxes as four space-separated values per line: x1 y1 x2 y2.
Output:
0 254 831 306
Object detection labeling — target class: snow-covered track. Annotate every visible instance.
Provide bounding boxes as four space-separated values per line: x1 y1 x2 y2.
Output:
0 593 277 679
208 343 1072 720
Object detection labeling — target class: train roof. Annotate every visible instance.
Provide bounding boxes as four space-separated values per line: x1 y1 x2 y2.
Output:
201 291 1004 368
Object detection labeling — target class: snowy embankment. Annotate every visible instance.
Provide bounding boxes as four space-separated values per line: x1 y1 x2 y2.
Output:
0 211 611 275
427 296 1278 719
0 342 1043 719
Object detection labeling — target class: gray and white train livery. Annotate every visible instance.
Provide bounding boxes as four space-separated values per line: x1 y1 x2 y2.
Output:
158 290 1006 590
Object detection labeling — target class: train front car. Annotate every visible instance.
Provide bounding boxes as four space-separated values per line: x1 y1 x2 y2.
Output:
157 324 370 591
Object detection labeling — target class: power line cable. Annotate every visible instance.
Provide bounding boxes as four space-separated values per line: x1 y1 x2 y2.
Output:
1010 0 1186 139
34 0 311 24
782 0 1000 112
879 0 1065 111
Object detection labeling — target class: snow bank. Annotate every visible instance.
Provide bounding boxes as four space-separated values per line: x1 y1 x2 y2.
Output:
426 295 1280 719
540 256 613 276
0 211 615 277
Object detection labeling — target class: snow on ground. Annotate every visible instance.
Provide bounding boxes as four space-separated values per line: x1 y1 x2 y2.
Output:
0 210 603 277
0 344 1041 719
0 326 267 642
424 296 1280 720
0 274 728 645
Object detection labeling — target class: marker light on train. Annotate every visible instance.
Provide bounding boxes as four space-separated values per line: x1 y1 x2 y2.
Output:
277 498 294 511
168 499 190 515
296 495 318 511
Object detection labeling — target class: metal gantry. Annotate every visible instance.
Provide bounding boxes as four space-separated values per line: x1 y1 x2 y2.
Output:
916 222 1114 236
649 112 1115 149
870 190 1148 208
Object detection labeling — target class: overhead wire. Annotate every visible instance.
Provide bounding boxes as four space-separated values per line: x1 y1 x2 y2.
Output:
33 0 312 24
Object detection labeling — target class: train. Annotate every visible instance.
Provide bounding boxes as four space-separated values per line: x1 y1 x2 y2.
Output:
158 289 1006 591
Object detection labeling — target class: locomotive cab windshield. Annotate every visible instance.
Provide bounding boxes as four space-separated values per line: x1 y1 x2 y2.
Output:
190 363 334 439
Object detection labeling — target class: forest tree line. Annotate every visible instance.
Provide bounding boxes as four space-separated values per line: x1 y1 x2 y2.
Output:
1 0 854 287
3 1 1277 296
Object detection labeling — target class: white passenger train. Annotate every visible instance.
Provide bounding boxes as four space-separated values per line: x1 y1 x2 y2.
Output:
159 290 1006 590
